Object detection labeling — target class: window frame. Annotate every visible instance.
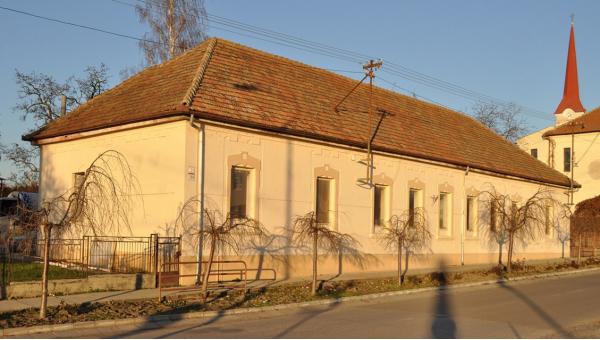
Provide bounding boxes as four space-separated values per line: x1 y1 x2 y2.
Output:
229 166 251 219
227 152 261 220
439 192 451 231
373 184 390 229
564 147 572 172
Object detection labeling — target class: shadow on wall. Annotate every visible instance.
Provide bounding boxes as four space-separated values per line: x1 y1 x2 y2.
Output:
430 259 457 339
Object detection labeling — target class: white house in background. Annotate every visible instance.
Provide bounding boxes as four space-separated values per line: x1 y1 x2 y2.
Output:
25 38 572 278
518 22 600 206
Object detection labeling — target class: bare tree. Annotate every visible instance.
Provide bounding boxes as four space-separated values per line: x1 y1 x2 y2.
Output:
171 199 266 302
291 212 361 295
21 150 139 318
554 207 572 259
482 187 561 273
377 208 432 285
472 102 528 143
1 65 110 187
135 0 208 65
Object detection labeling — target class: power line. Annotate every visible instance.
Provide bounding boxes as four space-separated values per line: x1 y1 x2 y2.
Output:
118 0 551 116
1 2 551 120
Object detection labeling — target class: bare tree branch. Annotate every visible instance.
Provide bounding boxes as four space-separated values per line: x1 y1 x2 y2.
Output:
472 102 528 143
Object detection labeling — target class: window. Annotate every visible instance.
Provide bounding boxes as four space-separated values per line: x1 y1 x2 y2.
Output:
316 177 332 224
466 196 476 232
490 201 497 232
439 192 451 230
409 188 423 227
530 148 538 159
73 172 85 191
545 205 552 236
373 185 389 227
230 167 250 218
564 147 572 172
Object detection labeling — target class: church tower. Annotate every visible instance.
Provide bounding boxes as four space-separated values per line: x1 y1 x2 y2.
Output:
554 19 586 126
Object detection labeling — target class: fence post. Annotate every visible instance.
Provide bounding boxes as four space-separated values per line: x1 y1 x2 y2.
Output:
152 234 159 287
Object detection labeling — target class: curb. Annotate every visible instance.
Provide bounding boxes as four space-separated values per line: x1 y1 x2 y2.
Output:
3 266 600 336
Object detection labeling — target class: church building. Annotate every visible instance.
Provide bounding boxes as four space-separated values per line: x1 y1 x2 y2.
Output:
518 22 600 206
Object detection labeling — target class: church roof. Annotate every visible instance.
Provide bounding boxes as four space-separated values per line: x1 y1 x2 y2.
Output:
24 38 573 188
544 106 600 137
554 23 586 114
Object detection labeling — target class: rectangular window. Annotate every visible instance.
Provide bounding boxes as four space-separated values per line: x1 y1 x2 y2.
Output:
564 147 571 172
73 172 85 191
490 201 497 232
545 206 552 236
439 192 450 230
409 189 422 227
316 177 331 224
466 196 476 232
530 148 538 159
230 167 250 218
373 185 388 227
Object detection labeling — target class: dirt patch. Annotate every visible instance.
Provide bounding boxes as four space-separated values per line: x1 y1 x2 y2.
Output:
2 258 600 329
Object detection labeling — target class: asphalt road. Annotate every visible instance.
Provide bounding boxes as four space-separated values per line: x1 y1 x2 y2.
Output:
15 271 600 338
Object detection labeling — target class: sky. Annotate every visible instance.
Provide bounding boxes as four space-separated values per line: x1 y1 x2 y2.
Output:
1 0 600 180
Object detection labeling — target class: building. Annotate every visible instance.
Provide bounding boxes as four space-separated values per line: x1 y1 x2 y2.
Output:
24 38 571 278
518 22 600 206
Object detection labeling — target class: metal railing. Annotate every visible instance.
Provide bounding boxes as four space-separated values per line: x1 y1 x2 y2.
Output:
158 260 248 301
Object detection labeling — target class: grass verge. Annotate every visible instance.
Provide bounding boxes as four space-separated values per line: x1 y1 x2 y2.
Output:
1 257 600 329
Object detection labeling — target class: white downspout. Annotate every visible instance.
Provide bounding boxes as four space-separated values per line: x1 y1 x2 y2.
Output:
190 115 206 284
461 165 470 266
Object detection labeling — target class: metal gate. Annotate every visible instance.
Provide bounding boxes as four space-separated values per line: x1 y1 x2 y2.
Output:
156 236 181 287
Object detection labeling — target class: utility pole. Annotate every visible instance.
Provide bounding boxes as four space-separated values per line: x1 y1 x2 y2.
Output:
363 59 383 186
567 121 585 205
332 59 384 187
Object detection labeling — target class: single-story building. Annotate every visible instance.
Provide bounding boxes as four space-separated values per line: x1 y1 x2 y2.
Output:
24 38 573 278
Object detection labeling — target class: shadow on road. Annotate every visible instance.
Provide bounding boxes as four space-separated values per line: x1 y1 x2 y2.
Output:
430 260 456 339
498 281 573 338
273 300 341 338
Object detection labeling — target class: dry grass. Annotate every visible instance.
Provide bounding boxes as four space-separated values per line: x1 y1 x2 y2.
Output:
2 258 600 329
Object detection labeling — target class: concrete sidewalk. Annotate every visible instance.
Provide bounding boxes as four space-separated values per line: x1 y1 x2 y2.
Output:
0 258 571 314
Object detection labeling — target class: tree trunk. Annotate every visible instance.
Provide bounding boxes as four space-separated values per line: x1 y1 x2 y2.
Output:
401 247 410 285
397 239 402 285
201 238 216 303
312 232 318 295
507 234 514 273
561 241 565 259
498 241 503 265
39 225 51 319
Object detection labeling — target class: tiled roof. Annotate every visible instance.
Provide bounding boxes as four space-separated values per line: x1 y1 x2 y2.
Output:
544 107 600 137
24 38 573 188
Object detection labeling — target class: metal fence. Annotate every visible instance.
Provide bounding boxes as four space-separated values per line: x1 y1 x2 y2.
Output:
27 234 181 274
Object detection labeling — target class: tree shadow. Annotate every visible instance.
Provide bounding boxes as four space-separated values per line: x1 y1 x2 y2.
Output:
430 260 456 339
109 287 268 339
497 281 573 338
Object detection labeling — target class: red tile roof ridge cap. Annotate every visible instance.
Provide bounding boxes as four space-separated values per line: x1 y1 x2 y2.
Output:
182 38 218 106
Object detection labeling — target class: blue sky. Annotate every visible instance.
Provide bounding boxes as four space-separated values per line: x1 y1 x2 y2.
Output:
1 0 599 179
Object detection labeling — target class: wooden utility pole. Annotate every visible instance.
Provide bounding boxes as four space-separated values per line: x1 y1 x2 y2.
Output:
363 60 383 186
567 121 585 205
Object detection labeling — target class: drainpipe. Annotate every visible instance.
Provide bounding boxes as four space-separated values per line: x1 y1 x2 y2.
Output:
190 114 206 284
461 166 470 266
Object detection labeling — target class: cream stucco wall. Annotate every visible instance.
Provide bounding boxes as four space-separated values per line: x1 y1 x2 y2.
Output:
39 118 569 278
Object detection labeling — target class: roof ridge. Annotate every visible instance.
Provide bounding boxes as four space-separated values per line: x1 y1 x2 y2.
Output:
182 38 218 106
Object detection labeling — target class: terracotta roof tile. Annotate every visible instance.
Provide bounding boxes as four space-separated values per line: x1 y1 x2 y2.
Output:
25 38 572 188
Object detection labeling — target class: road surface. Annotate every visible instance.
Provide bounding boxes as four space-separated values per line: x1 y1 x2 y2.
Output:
14 271 600 338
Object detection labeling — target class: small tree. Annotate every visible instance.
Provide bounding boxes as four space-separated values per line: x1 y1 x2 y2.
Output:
377 208 432 285
172 200 266 302
483 187 560 273
291 212 360 295
24 150 139 318
554 208 572 259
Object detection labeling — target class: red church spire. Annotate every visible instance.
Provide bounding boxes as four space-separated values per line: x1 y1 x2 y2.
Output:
555 19 585 114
